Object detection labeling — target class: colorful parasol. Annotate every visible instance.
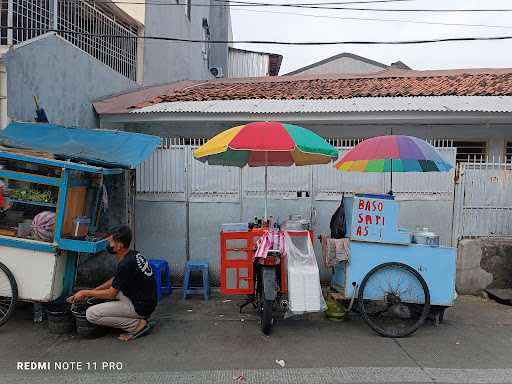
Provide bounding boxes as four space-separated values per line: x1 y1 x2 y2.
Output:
193 122 338 167
334 135 452 193
193 122 338 218
335 135 452 172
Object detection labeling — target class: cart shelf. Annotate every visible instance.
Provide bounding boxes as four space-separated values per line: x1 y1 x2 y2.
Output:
58 238 108 253
10 198 56 208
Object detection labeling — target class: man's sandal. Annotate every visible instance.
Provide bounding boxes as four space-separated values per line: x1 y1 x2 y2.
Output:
119 320 157 341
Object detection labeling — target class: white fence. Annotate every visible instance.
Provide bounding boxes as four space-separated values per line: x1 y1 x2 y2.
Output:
1 0 138 81
136 142 457 203
453 157 512 240
135 140 458 278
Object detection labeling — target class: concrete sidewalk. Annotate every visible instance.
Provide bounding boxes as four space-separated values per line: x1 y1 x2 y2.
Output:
2 293 512 383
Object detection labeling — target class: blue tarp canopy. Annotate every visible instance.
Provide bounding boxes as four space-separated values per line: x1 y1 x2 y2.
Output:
0 122 160 169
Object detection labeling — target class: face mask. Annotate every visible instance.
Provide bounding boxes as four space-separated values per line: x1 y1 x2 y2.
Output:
106 244 116 254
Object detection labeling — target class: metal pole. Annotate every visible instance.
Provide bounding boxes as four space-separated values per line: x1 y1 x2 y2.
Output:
239 167 243 221
53 0 58 30
390 159 393 194
185 145 191 261
7 0 13 46
264 151 268 220
264 165 268 221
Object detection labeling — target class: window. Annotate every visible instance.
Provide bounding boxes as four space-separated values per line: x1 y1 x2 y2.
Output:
453 140 487 162
326 138 366 148
202 18 210 63
505 141 512 162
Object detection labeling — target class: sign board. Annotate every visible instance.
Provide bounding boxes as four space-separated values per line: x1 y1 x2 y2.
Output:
350 195 410 245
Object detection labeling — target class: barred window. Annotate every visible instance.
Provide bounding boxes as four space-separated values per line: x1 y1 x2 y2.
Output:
453 141 487 162
505 142 512 162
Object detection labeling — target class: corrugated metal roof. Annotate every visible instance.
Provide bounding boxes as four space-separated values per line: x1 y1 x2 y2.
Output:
130 96 512 115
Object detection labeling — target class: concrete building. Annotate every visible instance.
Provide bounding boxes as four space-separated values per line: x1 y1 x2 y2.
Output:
1 0 232 128
286 52 411 76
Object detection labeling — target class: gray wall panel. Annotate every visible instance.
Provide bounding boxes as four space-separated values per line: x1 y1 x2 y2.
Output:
6 33 137 128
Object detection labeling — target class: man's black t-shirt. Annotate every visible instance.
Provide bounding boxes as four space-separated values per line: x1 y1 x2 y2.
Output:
112 250 157 317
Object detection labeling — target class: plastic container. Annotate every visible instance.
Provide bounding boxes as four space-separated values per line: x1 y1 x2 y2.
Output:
46 301 74 334
71 298 109 339
72 216 90 238
17 222 32 238
412 228 440 247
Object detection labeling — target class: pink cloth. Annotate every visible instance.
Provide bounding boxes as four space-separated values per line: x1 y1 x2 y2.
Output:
255 229 286 259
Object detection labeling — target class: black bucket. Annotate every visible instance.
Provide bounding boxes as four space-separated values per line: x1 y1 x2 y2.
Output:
71 299 109 339
46 301 74 334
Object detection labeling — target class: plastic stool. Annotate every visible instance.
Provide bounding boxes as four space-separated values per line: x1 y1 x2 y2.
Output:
183 260 210 301
148 259 172 302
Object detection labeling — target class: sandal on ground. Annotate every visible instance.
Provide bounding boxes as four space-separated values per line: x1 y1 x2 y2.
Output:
118 320 156 341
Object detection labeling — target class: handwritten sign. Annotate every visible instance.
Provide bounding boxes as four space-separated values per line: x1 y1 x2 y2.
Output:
354 198 386 239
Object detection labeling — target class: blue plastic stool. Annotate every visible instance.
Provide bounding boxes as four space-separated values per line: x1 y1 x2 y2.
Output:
148 259 172 302
183 260 210 301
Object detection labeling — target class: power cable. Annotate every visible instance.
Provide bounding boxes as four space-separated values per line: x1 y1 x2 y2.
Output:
4 26 512 45
62 0 414 8
231 7 512 29
60 0 512 12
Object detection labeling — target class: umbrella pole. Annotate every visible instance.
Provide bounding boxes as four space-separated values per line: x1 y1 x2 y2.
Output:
390 159 393 195
264 156 268 221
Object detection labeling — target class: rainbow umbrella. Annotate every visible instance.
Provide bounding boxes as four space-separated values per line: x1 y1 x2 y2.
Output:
194 122 338 218
334 135 452 192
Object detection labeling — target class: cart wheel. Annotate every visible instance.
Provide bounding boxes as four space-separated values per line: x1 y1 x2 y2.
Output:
435 307 446 325
439 308 445 323
358 262 430 338
261 299 273 335
0 261 18 327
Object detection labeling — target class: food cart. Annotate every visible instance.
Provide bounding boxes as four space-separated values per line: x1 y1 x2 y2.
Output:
0 122 160 327
329 193 457 337
220 193 456 338
221 227 305 330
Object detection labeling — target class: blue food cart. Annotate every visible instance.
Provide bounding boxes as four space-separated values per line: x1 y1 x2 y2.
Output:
330 193 457 337
0 122 160 327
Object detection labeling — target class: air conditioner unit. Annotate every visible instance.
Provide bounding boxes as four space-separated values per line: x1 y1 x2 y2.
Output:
209 67 223 78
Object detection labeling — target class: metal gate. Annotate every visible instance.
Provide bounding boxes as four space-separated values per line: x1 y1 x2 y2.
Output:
453 158 512 242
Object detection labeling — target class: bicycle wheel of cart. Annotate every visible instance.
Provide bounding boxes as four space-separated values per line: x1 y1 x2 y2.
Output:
0 261 18 327
358 262 430 338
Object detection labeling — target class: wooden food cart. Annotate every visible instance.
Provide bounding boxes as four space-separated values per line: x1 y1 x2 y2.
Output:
0 122 160 327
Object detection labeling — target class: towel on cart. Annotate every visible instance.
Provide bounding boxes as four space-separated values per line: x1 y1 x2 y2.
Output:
320 235 350 268
255 229 286 259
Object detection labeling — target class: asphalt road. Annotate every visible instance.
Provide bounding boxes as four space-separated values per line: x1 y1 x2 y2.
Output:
2 293 512 384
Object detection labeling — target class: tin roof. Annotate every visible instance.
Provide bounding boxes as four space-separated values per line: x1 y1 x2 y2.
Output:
130 96 512 115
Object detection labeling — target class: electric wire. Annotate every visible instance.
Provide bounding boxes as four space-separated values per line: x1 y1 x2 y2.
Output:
3 26 512 45
231 7 512 29
59 0 512 12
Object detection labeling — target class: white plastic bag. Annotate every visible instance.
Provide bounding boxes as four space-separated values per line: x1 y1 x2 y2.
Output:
284 232 326 315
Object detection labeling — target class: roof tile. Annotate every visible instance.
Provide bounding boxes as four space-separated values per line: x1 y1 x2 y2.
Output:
94 68 512 114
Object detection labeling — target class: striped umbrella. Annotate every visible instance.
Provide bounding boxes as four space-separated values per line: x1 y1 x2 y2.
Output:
334 135 452 192
193 122 338 218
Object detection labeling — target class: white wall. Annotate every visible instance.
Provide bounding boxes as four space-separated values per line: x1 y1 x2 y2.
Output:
114 0 145 25
227 49 270 78
291 56 385 75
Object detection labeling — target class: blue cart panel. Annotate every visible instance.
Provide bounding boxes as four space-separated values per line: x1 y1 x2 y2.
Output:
332 241 456 306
